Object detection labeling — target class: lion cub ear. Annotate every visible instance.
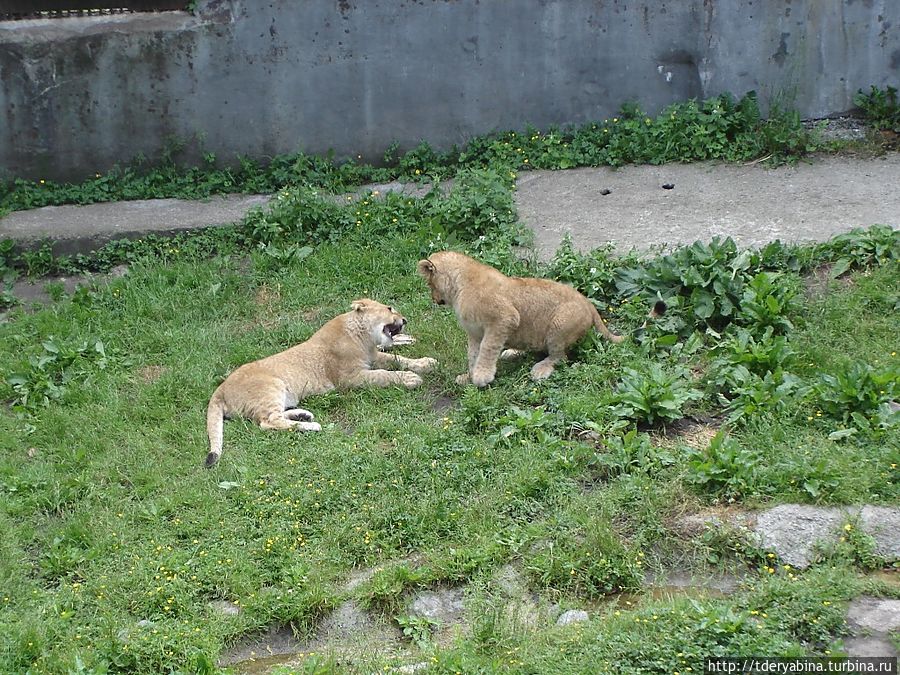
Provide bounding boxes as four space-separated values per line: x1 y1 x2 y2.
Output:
350 299 369 312
416 259 435 278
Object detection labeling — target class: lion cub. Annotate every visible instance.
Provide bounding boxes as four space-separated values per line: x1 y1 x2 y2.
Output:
205 299 437 467
417 251 626 387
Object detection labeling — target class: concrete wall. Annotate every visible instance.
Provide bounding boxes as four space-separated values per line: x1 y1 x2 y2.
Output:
1 0 897 182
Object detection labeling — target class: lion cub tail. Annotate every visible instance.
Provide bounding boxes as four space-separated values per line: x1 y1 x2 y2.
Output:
591 305 625 344
591 300 667 342
206 391 226 468
640 300 668 330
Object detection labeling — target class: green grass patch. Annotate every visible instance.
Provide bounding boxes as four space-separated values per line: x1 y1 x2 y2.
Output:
0 136 898 672
1 218 897 672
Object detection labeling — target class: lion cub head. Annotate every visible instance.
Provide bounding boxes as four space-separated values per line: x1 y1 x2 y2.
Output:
349 298 407 348
416 252 466 306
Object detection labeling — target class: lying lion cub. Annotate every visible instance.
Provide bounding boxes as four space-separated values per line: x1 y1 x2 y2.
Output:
418 251 658 387
205 299 437 467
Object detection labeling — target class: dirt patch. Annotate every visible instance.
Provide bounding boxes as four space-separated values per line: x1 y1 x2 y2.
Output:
1 264 130 320
803 263 854 299
136 365 169 384
431 394 457 415
653 417 721 450
301 308 322 323
254 284 282 307
219 601 406 673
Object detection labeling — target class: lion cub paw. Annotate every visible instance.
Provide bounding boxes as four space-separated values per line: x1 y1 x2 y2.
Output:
296 421 322 432
410 357 438 374
530 362 556 381
470 370 495 388
399 371 424 389
455 373 470 386
285 408 315 422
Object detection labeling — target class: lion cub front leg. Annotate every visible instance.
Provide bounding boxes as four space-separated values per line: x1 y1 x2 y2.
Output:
470 328 510 387
455 333 482 385
373 351 438 374
352 369 423 389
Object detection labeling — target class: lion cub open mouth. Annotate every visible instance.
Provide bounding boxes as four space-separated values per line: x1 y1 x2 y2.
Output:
205 299 437 467
383 320 404 340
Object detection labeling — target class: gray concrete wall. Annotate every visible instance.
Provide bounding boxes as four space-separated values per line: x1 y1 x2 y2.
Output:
1 0 897 182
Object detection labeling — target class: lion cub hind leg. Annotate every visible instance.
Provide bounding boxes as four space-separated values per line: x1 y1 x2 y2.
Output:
259 411 322 432
530 357 561 381
530 302 592 381
284 408 315 422
253 387 321 432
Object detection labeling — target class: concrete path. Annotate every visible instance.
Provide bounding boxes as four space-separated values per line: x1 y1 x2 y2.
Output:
1 155 898 260
0 194 271 256
516 154 900 259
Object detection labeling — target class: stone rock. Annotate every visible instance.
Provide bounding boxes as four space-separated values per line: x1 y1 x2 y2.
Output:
844 596 900 659
858 506 900 562
556 609 589 626
842 636 898 658
752 504 900 569
673 509 755 537
846 597 900 633
679 504 900 570
753 505 847 568
316 600 374 640
393 663 429 674
410 588 465 624
209 600 241 616
493 563 528 597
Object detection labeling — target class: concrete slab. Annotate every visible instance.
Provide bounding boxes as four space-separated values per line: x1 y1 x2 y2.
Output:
515 154 900 260
0 194 271 256
1 154 898 264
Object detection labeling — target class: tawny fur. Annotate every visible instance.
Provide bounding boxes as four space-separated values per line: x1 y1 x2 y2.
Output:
417 251 623 387
205 299 437 467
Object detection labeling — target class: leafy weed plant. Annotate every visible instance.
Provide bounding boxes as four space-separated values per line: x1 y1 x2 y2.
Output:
854 85 900 132
610 364 703 426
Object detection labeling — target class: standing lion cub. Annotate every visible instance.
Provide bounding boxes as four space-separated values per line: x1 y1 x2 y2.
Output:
418 251 654 387
205 299 437 467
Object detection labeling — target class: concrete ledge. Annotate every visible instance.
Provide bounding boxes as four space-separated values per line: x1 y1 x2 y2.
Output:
0 194 270 256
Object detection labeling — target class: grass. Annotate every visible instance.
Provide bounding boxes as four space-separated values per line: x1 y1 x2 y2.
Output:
0 86 898 671
0 213 897 672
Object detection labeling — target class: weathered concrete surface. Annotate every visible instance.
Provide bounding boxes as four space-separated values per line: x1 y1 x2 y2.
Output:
219 599 403 669
859 506 900 563
3 155 898 264
845 596 900 659
0 194 270 256
1 0 897 181
753 505 847 569
517 154 900 260
409 588 466 625
679 504 900 570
